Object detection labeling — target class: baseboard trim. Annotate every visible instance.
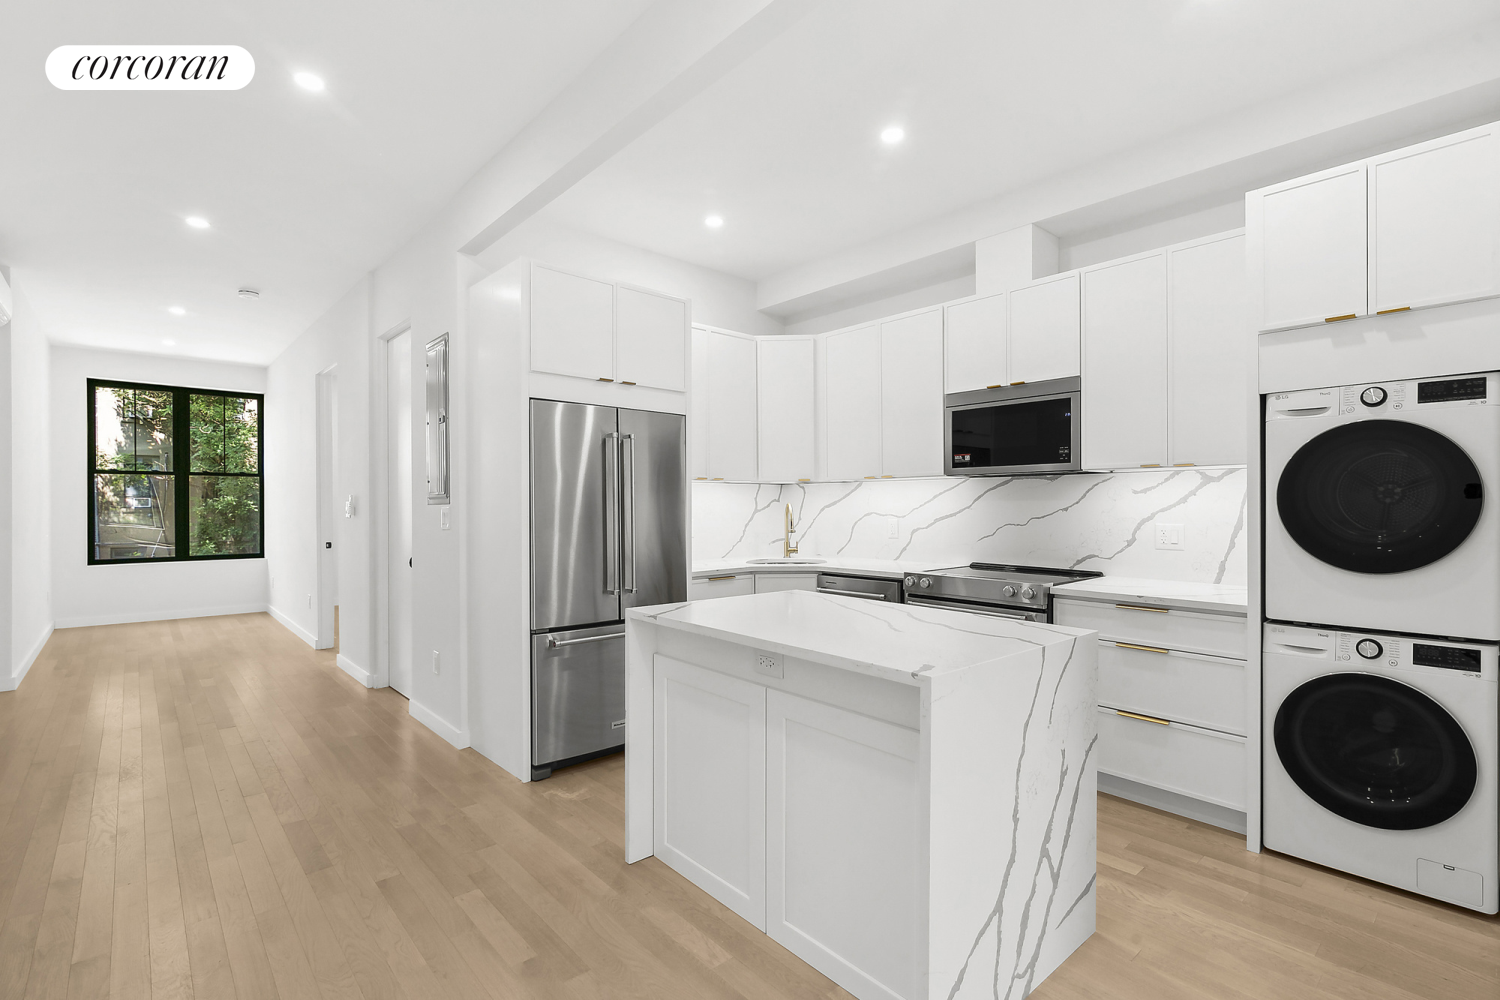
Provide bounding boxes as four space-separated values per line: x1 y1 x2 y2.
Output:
336 654 373 688
268 605 317 647
1099 771 1248 835
56 604 269 630
9 623 54 691
408 699 469 750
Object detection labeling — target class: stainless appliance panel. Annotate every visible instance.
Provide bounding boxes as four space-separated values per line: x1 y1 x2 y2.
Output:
816 573 902 602
531 624 626 769
905 593 1049 622
945 377 1082 476
618 408 687 612
530 399 620 630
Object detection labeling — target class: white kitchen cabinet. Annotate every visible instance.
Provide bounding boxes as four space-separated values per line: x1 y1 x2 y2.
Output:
1009 272 1080 383
753 573 817 594
689 327 710 479
654 656 766 926
1369 123 1500 315
530 264 615 381
1096 708 1246 813
705 329 758 481
1082 253 1168 470
822 325 883 481
689 573 755 600
616 285 688 391
880 309 945 478
1168 233 1247 467
765 690 922 1000
1252 162 1367 332
943 292 1006 393
757 338 816 482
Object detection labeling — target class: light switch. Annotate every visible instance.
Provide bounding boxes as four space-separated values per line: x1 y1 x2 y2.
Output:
1155 522 1184 550
432 650 441 675
887 515 899 539
439 507 451 530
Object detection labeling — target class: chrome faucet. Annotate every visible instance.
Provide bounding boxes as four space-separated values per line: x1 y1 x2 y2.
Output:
783 503 799 559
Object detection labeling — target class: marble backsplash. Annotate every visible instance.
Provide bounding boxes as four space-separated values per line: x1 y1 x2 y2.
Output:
692 468 1248 585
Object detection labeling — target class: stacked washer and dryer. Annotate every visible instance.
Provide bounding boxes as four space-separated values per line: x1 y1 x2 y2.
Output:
1263 371 1499 913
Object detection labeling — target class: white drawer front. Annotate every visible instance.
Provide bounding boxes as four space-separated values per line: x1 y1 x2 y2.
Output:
690 575 756 600
1097 641 1245 736
1097 707 1246 811
1055 599 1246 659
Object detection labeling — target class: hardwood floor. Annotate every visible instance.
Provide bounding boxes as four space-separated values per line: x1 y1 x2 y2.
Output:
0 613 1494 1000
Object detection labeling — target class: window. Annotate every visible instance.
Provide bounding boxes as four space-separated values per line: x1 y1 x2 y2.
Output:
89 379 263 563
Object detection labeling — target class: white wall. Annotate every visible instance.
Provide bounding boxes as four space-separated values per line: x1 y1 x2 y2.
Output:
9 271 53 686
50 345 268 628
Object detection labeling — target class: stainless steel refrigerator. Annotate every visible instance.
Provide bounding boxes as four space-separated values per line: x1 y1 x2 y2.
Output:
529 398 686 779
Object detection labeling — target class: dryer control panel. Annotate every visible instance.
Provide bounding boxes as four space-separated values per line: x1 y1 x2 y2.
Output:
1264 623 1498 681
1268 371 1497 422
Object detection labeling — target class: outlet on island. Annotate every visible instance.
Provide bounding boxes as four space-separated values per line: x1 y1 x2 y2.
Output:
754 650 784 678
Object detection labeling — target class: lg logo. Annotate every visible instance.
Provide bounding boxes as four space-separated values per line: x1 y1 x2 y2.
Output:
46 45 254 90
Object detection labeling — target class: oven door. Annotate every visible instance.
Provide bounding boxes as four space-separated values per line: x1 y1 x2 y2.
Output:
905 593 1049 622
946 377 1081 476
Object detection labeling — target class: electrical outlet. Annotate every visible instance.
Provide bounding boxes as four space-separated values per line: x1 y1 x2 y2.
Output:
754 650 783 678
431 650 441 675
1155 522 1184 550
887 515 899 539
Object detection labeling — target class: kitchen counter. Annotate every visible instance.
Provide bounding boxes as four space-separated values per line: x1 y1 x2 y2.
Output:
624 591 1097 1000
1053 575 1248 615
691 556 920 579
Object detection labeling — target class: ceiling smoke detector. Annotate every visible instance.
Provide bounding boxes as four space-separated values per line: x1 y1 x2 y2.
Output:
237 288 261 300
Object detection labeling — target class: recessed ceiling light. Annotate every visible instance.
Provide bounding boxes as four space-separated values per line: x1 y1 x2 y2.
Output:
167 306 185 316
880 125 905 145
237 288 260 300
184 216 210 229
704 215 724 229
293 71 325 92
161 339 177 347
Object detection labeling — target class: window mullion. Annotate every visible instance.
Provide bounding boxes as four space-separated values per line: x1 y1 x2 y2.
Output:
174 389 191 559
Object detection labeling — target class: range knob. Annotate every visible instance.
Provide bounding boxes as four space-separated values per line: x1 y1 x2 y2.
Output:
919 577 932 589
1001 585 1017 598
1360 386 1388 407
1356 638 1383 660
1020 586 1038 601
904 576 916 588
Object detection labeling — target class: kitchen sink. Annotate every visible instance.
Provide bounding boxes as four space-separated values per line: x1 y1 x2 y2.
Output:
746 557 827 565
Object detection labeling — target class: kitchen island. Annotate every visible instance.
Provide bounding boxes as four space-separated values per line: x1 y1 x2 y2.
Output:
624 590 1098 1000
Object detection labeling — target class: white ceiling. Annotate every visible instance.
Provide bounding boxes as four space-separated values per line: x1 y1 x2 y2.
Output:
0 0 653 364
539 0 1500 283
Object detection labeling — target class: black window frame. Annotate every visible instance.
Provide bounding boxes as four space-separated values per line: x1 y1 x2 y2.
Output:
87 378 265 565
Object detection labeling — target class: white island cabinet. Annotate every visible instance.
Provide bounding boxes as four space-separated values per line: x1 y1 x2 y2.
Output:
624 591 1098 1000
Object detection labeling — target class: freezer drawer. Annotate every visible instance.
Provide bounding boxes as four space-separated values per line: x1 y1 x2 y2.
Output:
532 624 626 777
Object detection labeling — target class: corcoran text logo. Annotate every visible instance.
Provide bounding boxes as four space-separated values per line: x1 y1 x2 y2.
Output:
46 45 255 90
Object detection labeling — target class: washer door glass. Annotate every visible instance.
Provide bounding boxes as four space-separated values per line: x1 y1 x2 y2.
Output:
1276 420 1483 573
1274 673 1477 830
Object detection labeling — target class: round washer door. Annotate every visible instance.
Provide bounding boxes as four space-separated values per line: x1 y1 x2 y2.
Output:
1276 420 1483 573
1274 673 1477 830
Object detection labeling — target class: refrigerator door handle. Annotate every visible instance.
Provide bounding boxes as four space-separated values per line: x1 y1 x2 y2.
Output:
621 433 636 593
604 432 621 594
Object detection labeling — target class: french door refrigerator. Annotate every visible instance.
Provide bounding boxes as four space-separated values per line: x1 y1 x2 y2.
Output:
529 399 686 779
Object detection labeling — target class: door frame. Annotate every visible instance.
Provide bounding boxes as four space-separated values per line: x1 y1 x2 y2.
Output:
314 364 339 650
373 321 413 691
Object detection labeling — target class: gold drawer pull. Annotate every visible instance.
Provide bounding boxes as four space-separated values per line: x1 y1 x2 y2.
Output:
1323 313 1357 323
620 381 637 385
694 477 707 480
1010 380 1026 385
986 383 1005 389
1116 603 1169 613
864 475 879 479
1116 642 1169 654
706 575 737 581
1116 710 1170 726
1376 306 1411 315
711 478 723 481
1139 463 1161 468
1173 463 1194 467
598 377 615 382
881 475 894 478
797 478 810 482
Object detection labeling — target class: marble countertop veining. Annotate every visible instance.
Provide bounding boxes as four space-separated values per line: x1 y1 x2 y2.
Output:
629 589 1089 685
1052 576 1248 614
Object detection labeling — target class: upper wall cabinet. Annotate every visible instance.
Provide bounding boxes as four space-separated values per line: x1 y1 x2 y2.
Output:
689 327 711 479
1082 253 1168 471
529 263 689 389
1009 273 1080 383
1169 233 1247 467
704 328 758 481
757 338 816 482
823 325 883 481
943 292 1006 393
1253 163 1366 332
880 309 944 478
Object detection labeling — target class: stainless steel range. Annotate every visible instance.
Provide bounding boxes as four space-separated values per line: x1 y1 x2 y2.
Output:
903 563 1103 622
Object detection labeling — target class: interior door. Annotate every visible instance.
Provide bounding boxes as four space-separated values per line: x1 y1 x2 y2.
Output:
531 400 620 630
386 331 413 696
619 408 686 612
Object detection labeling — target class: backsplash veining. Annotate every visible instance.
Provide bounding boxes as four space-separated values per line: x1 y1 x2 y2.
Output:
693 469 1248 585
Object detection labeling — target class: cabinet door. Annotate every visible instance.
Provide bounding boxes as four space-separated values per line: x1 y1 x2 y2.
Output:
880 309 944 478
1253 163 1366 331
617 285 688 390
765 690 921 1000
654 656 766 928
1169 234 1247 466
757 338 816 482
705 331 758 481
689 327 710 480
1083 253 1168 470
1009 273 1080 383
530 264 615 380
754 573 817 594
823 326 883 481
943 292 1006 393
1369 124 1500 314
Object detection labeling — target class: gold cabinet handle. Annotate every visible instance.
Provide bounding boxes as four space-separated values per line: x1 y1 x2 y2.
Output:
1172 463 1195 467
1323 313 1357 323
711 478 723 481
1116 710 1170 726
1010 380 1026 385
620 381 637 385
694 477 707 481
797 478 811 482
1116 642 1170 654
864 475 879 479
881 475 894 478
1139 463 1161 468
598 377 615 382
985 383 1005 389
706 575 736 581
1116 603 1169 613
1376 306 1411 315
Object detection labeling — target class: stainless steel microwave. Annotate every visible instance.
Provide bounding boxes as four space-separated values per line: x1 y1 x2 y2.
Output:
945 377 1082 476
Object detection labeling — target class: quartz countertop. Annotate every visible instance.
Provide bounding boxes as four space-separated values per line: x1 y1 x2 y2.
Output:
629 589 1089 685
1052 576 1248 615
692 556 930 580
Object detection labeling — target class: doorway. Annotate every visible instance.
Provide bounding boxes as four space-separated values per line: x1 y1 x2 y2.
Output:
315 367 339 650
387 330 414 696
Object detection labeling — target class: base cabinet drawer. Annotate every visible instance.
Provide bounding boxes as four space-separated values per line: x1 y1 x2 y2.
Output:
690 575 756 600
1055 598 1246 659
1097 707 1245 811
754 573 819 594
1097 641 1245 736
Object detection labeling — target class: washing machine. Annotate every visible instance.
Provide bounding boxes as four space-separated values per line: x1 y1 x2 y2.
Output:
1265 371 1500 640
1263 623 1498 913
